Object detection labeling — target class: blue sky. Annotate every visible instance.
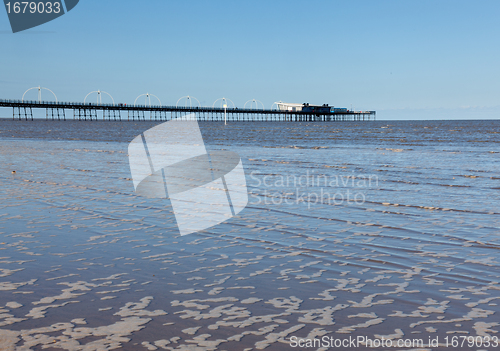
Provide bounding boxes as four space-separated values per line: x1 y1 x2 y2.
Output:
1 0 499 119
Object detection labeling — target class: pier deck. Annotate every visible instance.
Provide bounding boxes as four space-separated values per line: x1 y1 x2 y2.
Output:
0 99 376 122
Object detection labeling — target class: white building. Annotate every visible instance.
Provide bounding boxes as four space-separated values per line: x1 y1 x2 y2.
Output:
274 101 304 112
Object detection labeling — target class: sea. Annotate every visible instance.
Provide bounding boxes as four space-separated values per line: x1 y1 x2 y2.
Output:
0 118 499 350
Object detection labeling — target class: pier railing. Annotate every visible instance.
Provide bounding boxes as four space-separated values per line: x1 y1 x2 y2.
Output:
0 99 376 122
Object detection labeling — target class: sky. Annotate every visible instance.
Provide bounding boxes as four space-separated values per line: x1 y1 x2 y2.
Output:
1 0 499 120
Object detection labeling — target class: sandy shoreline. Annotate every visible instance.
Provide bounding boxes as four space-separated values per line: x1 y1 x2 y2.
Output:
1 122 499 350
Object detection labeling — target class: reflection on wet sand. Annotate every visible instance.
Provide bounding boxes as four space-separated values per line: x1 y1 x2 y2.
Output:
1 120 499 350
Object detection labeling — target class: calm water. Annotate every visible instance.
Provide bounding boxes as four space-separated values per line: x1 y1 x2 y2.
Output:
0 119 499 350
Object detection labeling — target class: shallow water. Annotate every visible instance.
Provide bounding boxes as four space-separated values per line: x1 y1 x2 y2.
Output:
0 119 499 350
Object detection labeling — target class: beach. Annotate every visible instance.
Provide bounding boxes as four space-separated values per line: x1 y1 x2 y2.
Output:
0 119 499 350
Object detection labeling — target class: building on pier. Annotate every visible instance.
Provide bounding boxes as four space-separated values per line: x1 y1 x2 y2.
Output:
275 102 349 114
275 102 304 112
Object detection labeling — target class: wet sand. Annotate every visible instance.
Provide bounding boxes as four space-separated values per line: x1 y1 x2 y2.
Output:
1 120 499 350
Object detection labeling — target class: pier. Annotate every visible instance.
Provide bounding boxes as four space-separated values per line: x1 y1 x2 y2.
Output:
0 99 376 122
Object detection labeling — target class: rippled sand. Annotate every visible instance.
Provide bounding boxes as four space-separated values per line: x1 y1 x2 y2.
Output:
0 120 499 350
